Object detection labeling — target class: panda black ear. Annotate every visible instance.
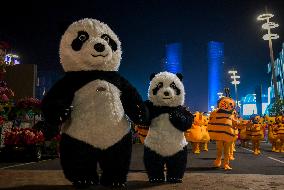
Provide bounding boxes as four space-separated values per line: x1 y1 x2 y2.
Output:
176 73 183 81
150 73 157 81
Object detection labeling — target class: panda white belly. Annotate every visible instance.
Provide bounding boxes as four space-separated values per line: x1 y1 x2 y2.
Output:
62 79 130 149
144 113 188 157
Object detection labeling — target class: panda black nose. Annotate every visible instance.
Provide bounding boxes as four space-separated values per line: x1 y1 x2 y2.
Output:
164 91 169 96
94 43 105 52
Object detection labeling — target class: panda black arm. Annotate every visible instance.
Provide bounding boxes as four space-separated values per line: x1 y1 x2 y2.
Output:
118 77 148 125
169 106 194 132
41 75 75 126
143 100 154 126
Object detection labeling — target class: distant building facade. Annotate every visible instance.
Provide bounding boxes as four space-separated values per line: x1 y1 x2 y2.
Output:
240 93 269 118
268 42 284 102
163 43 182 73
208 41 224 111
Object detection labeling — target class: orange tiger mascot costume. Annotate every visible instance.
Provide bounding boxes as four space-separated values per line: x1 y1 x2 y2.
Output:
185 111 203 154
238 118 252 148
208 88 238 170
277 116 284 152
201 114 210 151
249 115 265 155
265 115 278 152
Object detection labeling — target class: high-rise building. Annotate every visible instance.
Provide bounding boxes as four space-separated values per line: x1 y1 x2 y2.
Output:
163 43 182 73
208 41 225 111
268 42 284 102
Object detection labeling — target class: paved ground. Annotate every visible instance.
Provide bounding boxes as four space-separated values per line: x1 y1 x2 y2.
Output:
0 142 283 189
0 170 284 190
1 142 283 175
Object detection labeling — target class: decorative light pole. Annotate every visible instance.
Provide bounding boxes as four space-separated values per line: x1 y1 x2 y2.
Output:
257 13 279 101
228 70 240 109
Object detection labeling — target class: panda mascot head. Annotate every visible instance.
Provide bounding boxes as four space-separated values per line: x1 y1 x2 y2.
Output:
148 71 185 107
59 18 122 72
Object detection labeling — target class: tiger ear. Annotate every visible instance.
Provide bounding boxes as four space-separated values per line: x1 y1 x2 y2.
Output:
176 73 183 81
150 73 157 81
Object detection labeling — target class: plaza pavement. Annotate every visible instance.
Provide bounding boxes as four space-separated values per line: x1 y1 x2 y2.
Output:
0 170 284 190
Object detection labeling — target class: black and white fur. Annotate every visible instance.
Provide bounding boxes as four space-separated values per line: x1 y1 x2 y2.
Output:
143 71 193 183
41 18 147 188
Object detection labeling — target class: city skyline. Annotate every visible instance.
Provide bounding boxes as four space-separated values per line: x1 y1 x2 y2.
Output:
0 0 283 111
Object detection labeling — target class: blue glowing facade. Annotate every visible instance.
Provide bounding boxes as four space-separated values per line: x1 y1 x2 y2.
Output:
268 43 284 102
164 43 182 73
240 93 269 118
208 41 224 111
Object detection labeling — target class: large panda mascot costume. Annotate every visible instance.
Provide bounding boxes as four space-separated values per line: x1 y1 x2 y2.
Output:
41 18 147 188
143 72 194 183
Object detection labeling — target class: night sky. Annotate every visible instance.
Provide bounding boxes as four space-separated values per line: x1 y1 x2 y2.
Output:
0 0 283 111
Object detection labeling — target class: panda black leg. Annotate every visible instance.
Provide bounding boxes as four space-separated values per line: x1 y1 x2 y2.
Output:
60 134 100 188
99 132 132 187
165 146 187 183
143 146 165 183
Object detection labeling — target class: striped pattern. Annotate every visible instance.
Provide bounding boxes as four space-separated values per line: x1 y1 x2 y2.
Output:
277 124 284 140
247 124 264 141
246 126 252 140
268 124 277 142
208 109 236 142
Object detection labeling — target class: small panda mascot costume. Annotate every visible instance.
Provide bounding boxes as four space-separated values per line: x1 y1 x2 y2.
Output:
143 72 194 183
41 18 147 188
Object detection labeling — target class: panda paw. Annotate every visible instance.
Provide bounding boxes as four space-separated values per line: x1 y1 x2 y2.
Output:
169 108 194 131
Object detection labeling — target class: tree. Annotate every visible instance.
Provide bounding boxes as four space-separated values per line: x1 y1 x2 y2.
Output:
268 99 284 116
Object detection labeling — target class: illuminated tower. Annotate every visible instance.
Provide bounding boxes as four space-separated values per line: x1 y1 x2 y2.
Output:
208 41 224 111
164 43 182 73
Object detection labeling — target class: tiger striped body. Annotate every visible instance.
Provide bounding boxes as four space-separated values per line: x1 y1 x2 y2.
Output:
248 124 264 141
208 109 236 142
277 123 284 140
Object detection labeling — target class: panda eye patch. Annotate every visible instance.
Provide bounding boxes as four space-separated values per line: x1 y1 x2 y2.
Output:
157 82 163 88
170 82 181 95
101 34 117 51
71 31 89 51
170 82 177 88
152 82 163 95
102 35 109 43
